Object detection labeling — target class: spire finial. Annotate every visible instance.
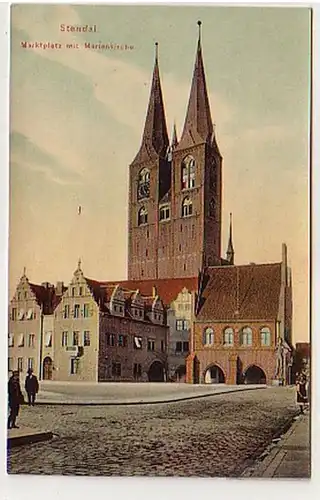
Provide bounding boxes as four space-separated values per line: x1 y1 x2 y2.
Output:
155 41 158 63
197 20 202 44
77 258 82 271
23 266 26 277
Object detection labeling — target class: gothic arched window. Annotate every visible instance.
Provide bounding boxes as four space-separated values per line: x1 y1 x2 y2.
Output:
203 327 214 346
260 327 271 346
181 156 196 190
137 168 150 200
182 197 193 217
138 206 148 226
223 327 234 346
240 326 253 346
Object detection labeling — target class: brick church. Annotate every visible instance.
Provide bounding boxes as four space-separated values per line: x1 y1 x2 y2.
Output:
125 21 293 385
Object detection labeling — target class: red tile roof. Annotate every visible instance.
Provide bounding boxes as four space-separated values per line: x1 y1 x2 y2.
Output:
29 282 65 314
105 277 199 306
197 263 282 321
295 343 310 357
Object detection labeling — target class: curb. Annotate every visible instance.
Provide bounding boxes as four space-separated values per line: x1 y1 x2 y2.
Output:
241 411 301 478
7 430 53 448
33 385 267 406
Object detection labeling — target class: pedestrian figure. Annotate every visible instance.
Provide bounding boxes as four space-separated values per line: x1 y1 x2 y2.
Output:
8 370 24 429
296 373 308 414
25 368 39 406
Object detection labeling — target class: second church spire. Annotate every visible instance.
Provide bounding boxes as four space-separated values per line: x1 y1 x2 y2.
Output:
177 21 214 149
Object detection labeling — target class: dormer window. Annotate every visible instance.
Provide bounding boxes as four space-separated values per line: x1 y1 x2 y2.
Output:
137 168 150 200
159 205 170 222
181 155 196 190
182 197 193 217
138 206 148 225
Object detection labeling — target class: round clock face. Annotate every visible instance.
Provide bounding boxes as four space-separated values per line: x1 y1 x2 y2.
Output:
138 183 150 199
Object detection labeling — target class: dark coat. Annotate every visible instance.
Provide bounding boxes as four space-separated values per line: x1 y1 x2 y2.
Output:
25 374 39 394
8 376 24 407
296 381 308 403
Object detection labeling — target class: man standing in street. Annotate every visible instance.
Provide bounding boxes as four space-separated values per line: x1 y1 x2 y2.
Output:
25 368 39 406
8 370 24 429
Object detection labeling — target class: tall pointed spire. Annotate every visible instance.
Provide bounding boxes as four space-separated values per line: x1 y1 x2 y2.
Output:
177 21 213 149
226 213 235 265
132 42 169 164
171 122 178 148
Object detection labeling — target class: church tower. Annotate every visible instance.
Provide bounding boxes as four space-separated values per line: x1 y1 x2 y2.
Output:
128 23 223 280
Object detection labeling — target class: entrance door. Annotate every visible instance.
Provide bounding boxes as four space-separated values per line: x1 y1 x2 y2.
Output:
43 357 53 380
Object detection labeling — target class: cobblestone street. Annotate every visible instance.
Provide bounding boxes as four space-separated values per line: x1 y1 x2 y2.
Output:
7 387 300 477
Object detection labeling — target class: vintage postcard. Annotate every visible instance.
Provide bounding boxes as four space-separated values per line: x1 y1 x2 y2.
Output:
6 3 311 479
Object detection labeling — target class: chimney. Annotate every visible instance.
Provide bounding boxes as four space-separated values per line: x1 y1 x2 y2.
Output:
41 282 53 289
56 281 64 296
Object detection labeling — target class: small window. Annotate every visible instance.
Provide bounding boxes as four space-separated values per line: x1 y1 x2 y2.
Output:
175 341 182 353
8 357 13 371
83 304 90 318
70 358 78 375
138 206 148 226
240 327 253 346
203 327 214 345
133 363 142 379
18 334 24 347
18 357 23 372
181 156 196 190
26 308 33 320
79 287 83 296
223 327 234 346
27 358 34 371
112 362 121 377
118 335 127 347
62 331 68 347
17 292 21 301
133 336 142 349
63 304 70 319
73 331 79 346
106 333 115 347
176 319 189 331
147 339 155 351
161 340 165 352
8 333 14 347
28 334 35 348
183 341 189 352
74 304 80 318
45 332 52 347
18 309 25 320
182 197 193 217
137 168 150 200
84 331 90 347
261 327 271 346
159 205 170 221
11 308 17 321
71 287 75 297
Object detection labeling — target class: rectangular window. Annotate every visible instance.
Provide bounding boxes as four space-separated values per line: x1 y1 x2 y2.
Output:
175 341 182 353
45 332 52 347
62 331 68 347
70 358 78 375
118 335 127 347
133 363 142 378
106 333 115 347
133 336 142 349
28 334 35 348
147 339 155 351
11 308 17 320
79 287 83 296
83 303 90 318
18 334 24 347
71 287 75 297
8 333 14 347
26 308 33 320
74 304 80 318
176 319 189 331
18 309 25 320
28 358 34 370
183 341 189 352
84 331 90 347
8 357 13 372
161 340 165 352
112 362 121 377
73 331 79 346
63 304 70 319
17 357 23 372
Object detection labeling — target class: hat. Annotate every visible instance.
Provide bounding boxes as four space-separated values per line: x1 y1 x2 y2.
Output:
27 368 33 374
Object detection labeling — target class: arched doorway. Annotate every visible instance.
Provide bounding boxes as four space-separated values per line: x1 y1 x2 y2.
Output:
244 365 266 384
204 364 225 384
175 365 186 383
43 356 53 380
148 361 165 382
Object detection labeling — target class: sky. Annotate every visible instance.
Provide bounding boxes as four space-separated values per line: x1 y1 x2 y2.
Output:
9 4 310 342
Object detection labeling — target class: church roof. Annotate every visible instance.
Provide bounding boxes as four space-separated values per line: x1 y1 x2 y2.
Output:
132 44 169 164
177 25 213 150
196 263 282 321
